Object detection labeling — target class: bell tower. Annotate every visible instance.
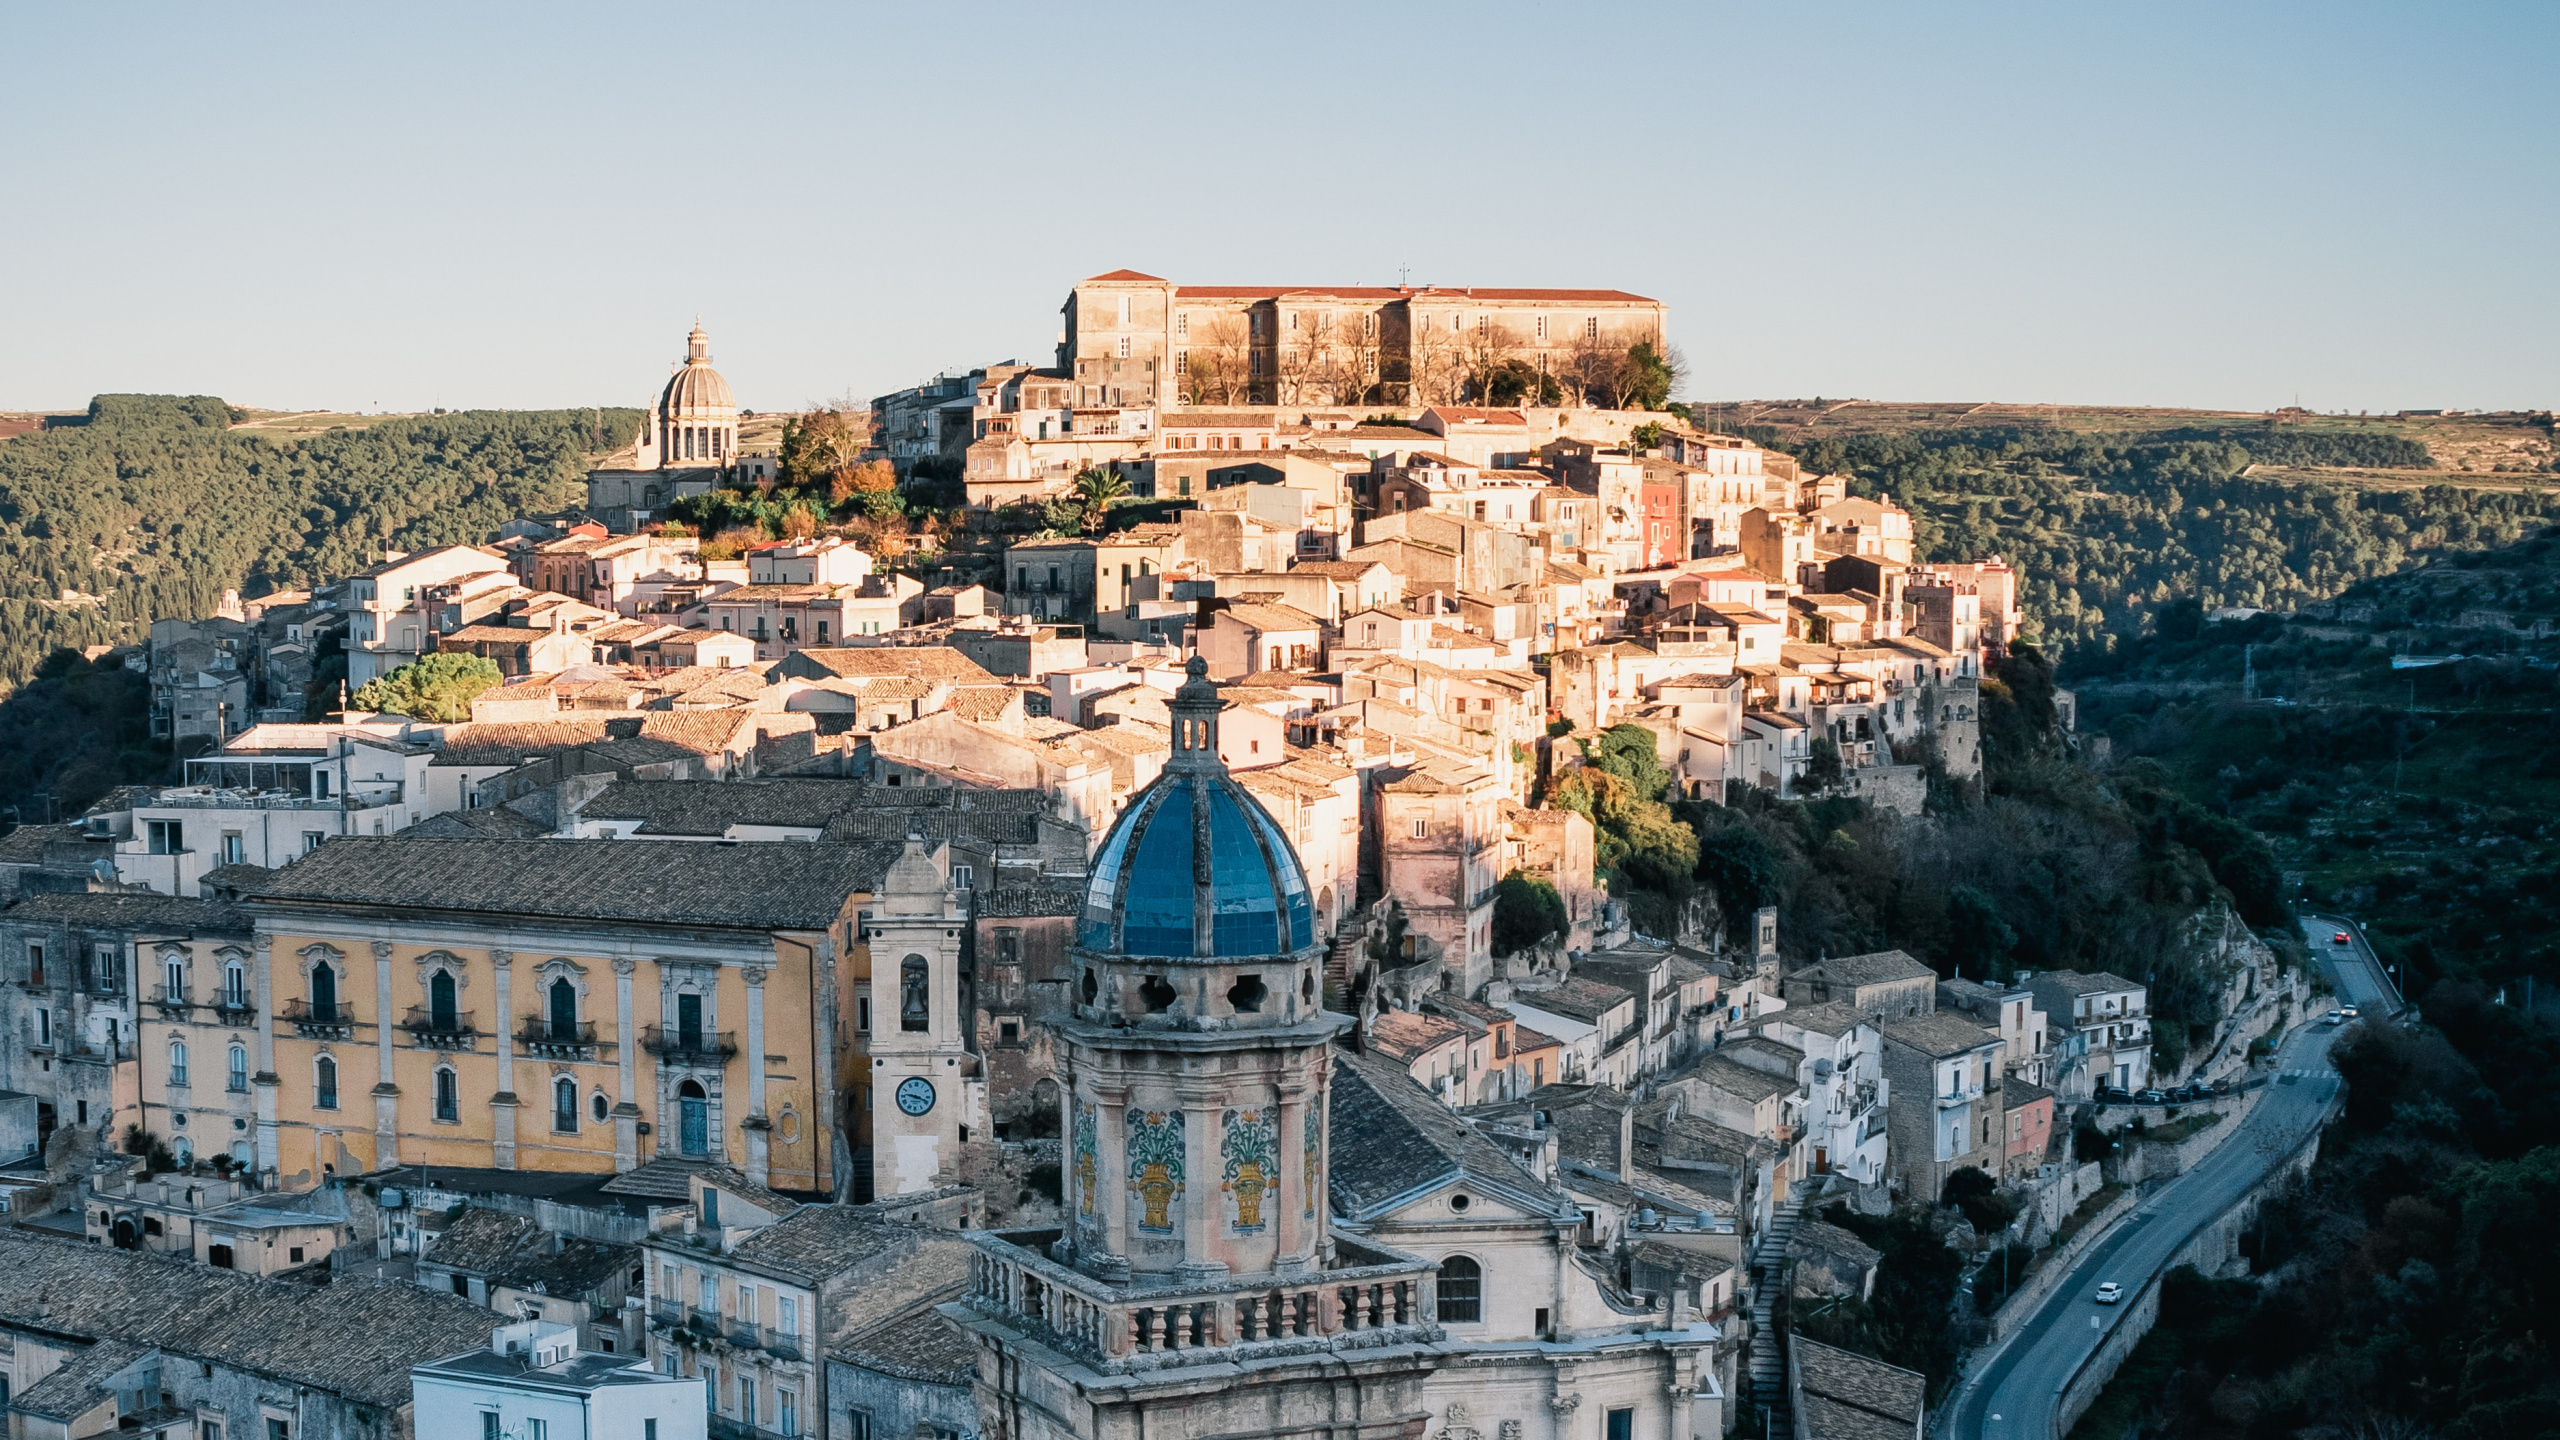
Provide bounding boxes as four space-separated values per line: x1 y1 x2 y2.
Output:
948 659 1441 1440
863 837 979 1202
1060 659 1338 1282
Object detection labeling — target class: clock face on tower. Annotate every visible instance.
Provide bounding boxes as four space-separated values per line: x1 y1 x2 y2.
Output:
895 1077 936 1116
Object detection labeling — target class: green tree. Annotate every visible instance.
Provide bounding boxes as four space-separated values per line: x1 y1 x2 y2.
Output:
349 653 502 723
1549 726 1700 936
1491 871 1569 955
1803 738 1846 794
1692 823 1786 931
1621 341 1682 410
1073 467 1130 535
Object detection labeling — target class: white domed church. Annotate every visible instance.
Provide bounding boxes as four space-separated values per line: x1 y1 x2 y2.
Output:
584 321 759 529
631 320 740 470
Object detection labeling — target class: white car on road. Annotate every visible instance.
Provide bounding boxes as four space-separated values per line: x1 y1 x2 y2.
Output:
2094 1282 2123 1304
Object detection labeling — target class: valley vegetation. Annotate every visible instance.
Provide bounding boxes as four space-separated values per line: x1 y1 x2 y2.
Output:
0 395 630 819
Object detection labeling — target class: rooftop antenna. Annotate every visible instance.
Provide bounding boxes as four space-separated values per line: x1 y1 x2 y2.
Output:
1399 263 1410 289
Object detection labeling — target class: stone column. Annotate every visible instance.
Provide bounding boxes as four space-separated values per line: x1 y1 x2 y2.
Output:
489 950 517 1170
742 966 770 1187
371 940 400 1168
252 935 279 1177
611 958 639 1173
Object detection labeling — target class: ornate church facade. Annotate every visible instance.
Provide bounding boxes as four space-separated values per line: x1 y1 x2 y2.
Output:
944 661 1727 1440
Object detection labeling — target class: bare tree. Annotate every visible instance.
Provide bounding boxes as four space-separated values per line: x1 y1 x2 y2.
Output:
1272 308 1322 407
1407 312 1466 407
1310 314 1377 407
1183 315 1251 406
1567 332 1628 410
1461 321 1527 405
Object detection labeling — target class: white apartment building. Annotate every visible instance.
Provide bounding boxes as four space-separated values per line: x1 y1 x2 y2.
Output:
102 724 434 896
414 1319 705 1440
2025 970 2153 1098
1755 1002 1891 1190
346 545 515 686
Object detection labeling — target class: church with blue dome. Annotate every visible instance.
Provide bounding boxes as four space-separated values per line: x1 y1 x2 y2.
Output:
949 655 1441 1440
1077 743 1317 961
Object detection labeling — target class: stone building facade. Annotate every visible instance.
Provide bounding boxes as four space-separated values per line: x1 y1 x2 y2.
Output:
1062 271 1670 409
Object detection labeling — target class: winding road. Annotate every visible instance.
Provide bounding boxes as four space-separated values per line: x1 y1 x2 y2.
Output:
2298 911 2405 1018
1943 1022 2343 1438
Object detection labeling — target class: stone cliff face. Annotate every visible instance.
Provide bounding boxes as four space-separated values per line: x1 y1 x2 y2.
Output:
2165 903 2286 1082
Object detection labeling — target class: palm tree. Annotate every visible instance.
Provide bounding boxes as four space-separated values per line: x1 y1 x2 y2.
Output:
1073 468 1130 535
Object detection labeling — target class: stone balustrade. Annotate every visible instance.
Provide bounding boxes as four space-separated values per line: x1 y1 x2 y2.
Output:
961 1228 1440 1372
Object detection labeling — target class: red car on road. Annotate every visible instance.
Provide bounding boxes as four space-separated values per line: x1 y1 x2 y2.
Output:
2333 932 2352 945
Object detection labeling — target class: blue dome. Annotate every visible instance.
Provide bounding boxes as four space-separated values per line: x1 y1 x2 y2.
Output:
1079 770 1315 958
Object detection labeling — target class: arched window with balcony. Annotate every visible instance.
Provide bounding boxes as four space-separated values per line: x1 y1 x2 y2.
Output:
222 958 246 1008
226 1044 248 1093
164 955 185 1002
309 962 338 1022
169 1040 189 1087
429 971 458 1032
548 978 577 1040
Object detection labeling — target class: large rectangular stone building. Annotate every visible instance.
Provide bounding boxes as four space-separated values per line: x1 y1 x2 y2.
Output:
1061 270 1669 409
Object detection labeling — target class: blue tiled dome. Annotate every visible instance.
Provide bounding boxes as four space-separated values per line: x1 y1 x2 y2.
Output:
1078 771 1315 958
1077 658 1315 959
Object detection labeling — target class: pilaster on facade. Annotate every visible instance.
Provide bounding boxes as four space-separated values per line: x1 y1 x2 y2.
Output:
611 957 640 1173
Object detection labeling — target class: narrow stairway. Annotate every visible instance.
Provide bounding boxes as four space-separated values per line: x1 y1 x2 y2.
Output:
1747 1197 1806 1434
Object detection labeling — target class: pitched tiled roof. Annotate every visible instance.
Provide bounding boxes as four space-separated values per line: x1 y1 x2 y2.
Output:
244 837 898 930
1365 1008 1469 1064
399 805 553 839
2003 1079 2054 1110
974 880 1082 919
1803 950 1935 989
720 1207 951 1286
420 1207 545 1272
14 1337 153 1420
0 1229 498 1409
0 891 249 937
783 647 996 684
580 778 865 835
832 1290 977 1384
1326 1047 1566 1222
1878 1011 2003 1058
0 823 94 864
1520 976 1636 1023
1791 1334 1926 1433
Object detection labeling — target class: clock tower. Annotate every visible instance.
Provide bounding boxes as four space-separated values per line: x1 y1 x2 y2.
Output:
862 836 980 1203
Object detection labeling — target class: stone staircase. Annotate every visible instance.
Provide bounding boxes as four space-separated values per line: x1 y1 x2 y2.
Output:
1747 1197 1806 1435
1324 929 1365 1005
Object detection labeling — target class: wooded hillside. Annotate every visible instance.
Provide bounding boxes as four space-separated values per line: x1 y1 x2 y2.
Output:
0 396 636 688
1757 424 2560 659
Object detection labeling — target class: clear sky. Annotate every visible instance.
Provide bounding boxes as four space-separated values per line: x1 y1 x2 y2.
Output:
3 1 2553 416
